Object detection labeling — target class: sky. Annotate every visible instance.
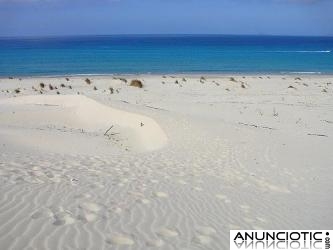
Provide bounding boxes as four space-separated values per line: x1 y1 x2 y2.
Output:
0 0 332 37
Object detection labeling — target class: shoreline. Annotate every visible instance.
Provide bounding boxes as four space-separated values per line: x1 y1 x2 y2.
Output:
2 72 333 79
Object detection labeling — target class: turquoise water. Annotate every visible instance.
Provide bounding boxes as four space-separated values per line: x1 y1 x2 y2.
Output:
0 35 332 76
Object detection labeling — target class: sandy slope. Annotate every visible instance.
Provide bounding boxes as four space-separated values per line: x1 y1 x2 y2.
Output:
0 94 167 153
0 75 332 249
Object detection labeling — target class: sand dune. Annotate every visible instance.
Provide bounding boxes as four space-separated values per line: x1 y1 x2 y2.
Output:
0 95 167 153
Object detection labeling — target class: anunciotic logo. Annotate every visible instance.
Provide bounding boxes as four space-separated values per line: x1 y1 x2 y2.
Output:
230 230 332 250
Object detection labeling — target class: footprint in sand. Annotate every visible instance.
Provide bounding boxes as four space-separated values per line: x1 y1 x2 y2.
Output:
193 235 212 245
111 207 123 214
74 193 92 199
53 212 75 226
79 202 102 213
215 194 231 203
256 217 267 223
178 180 187 185
48 205 64 214
244 217 255 223
89 183 105 189
106 234 134 246
229 224 241 230
157 228 179 238
240 204 251 213
154 192 169 198
77 212 98 223
31 208 53 219
196 226 217 235
138 198 151 205
146 238 165 247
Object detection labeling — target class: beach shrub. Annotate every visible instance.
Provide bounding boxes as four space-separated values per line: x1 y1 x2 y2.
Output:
130 80 143 88
85 78 91 84
40 82 45 88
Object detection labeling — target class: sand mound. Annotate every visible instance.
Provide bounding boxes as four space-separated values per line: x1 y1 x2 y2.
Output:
0 95 167 152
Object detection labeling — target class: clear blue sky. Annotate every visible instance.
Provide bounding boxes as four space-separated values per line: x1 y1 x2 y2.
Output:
0 0 332 37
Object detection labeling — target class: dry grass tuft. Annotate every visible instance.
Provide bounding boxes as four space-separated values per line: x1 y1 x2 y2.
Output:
130 80 143 88
230 77 237 82
114 77 127 83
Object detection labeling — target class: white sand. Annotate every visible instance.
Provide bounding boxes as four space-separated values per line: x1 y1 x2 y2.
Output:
0 75 332 249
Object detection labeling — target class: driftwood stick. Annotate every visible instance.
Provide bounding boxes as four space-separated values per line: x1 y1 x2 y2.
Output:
104 125 114 136
110 133 120 136
238 122 276 130
307 133 328 137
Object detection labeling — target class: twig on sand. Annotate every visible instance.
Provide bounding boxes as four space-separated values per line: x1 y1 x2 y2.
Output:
238 122 276 130
307 133 328 137
145 105 167 111
104 125 114 136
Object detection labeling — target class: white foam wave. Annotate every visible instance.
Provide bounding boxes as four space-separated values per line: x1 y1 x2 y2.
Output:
282 71 322 74
268 50 331 53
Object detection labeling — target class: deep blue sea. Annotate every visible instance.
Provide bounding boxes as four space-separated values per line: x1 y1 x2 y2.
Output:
0 35 333 76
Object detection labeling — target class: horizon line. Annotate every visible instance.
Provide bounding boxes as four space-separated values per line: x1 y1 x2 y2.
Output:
1 33 333 39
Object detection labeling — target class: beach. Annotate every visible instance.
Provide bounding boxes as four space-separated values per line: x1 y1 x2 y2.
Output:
0 74 332 249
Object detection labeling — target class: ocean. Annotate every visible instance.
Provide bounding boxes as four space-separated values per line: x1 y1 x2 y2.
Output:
0 35 332 76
